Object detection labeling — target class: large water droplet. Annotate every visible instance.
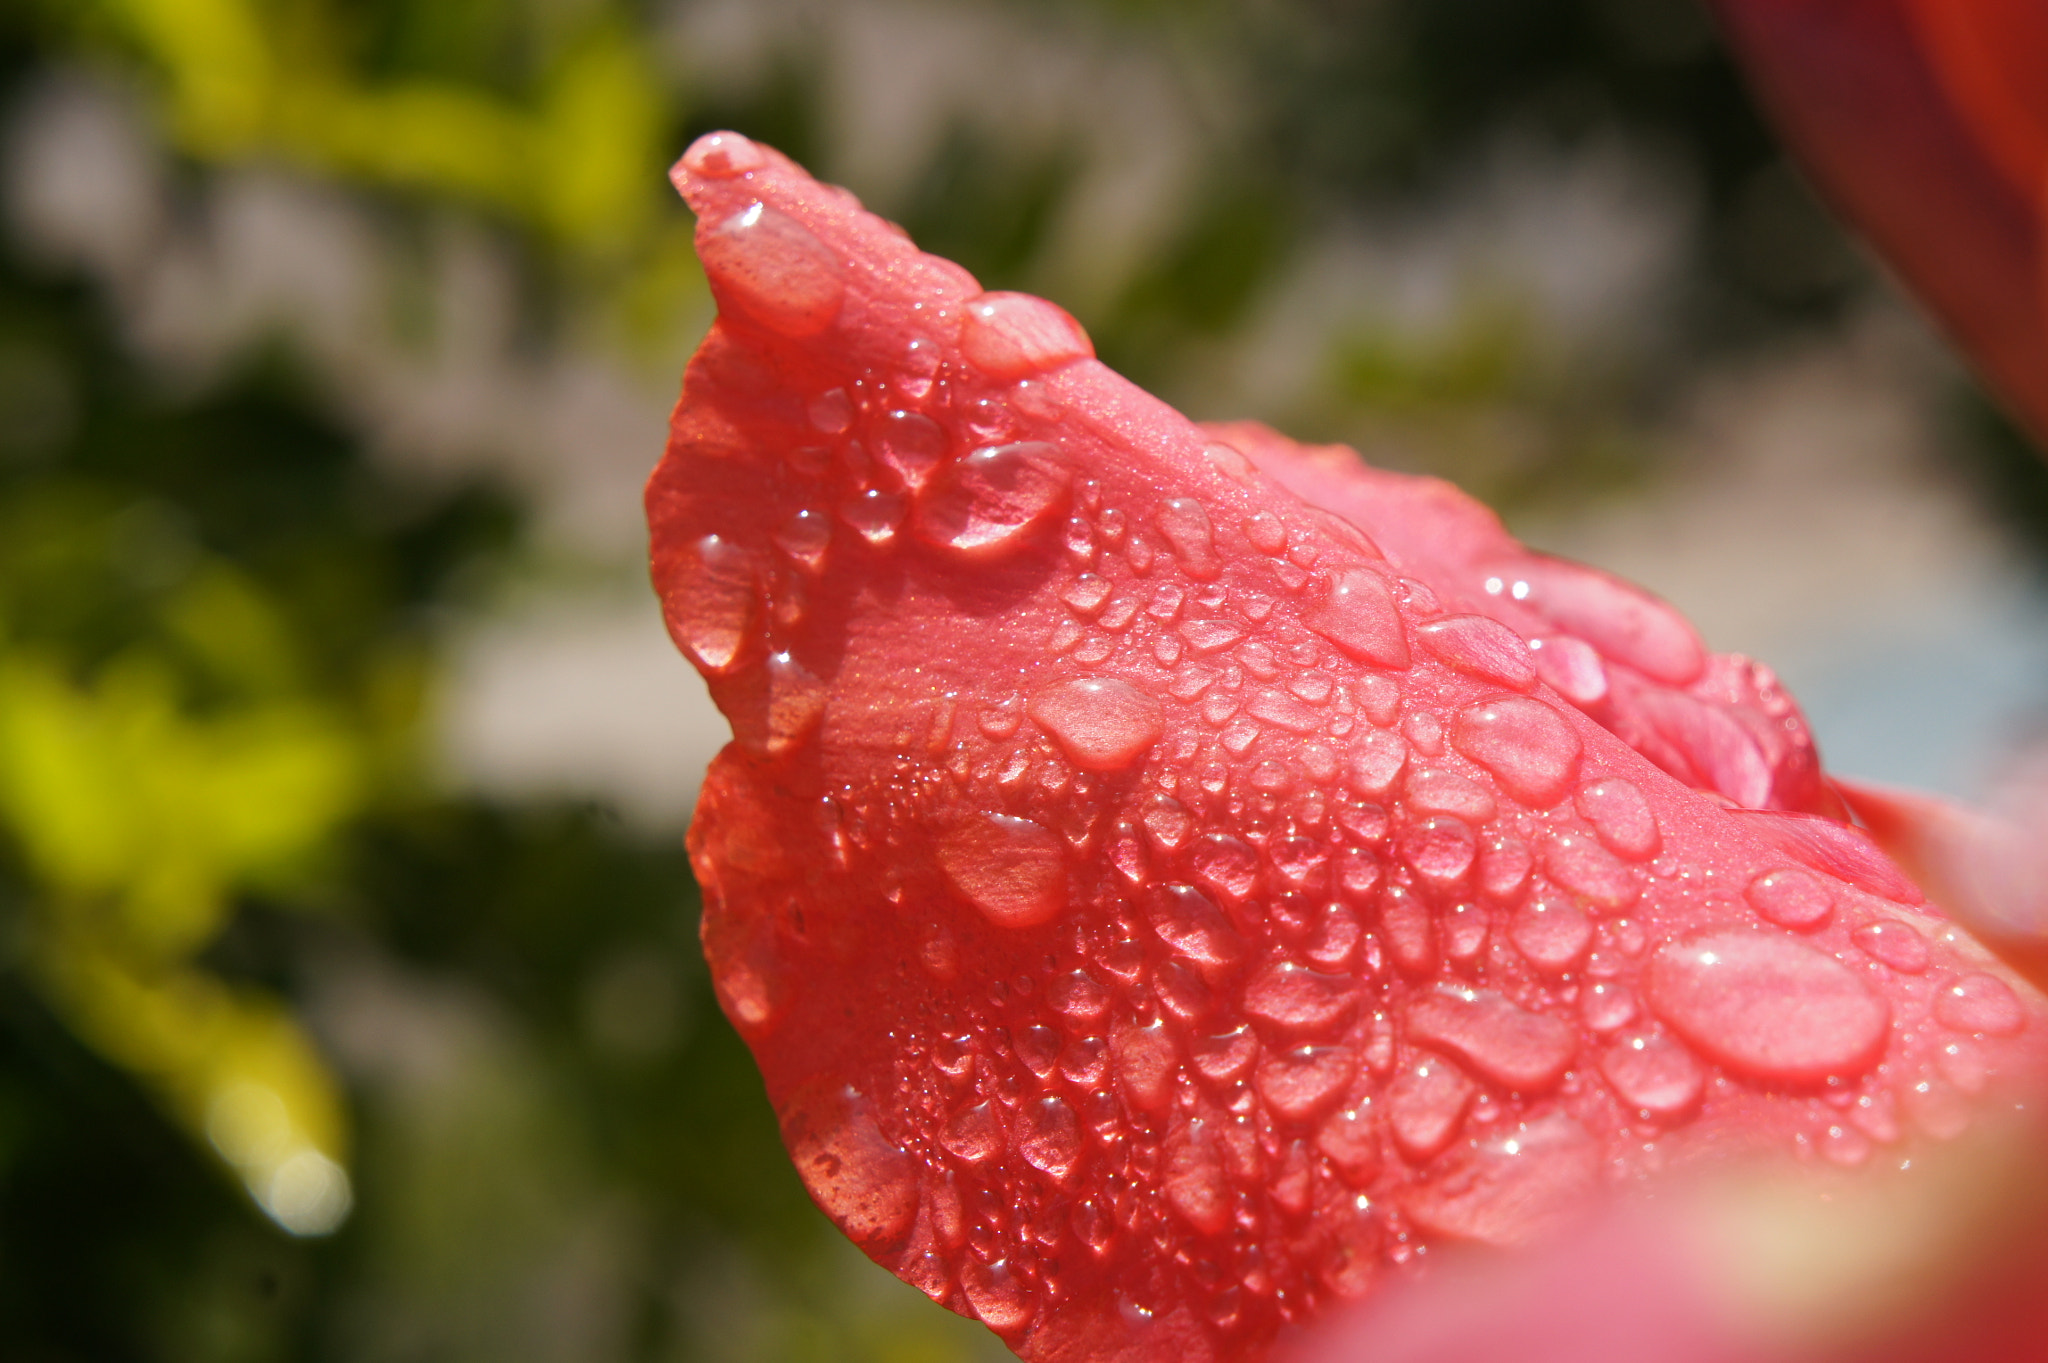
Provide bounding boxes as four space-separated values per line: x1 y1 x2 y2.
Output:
1417 615 1538 690
1381 884 1435 975
1404 1112 1599 1248
1399 816 1477 886
699 202 846 337
1062 573 1112 616
1644 931 1890 1082
960 291 1093 379
773 509 833 574
1247 688 1322 734
1244 512 1287 555
1017 1025 1061 1078
1019 1096 1084 1181
1509 896 1592 973
1147 884 1244 971
1306 568 1409 668
1406 769 1497 823
1345 728 1409 799
1933 973 2026 1037
1600 1034 1704 1117
1178 617 1246 655
1307 903 1363 971
1050 969 1110 1024
1450 697 1581 805
783 1084 919 1251
1513 558 1705 685
1405 988 1577 1092
1141 794 1194 852
960 1257 1036 1334
722 650 828 757
874 409 948 489
1851 920 1930 973
1746 868 1834 930
1027 677 1163 771
1581 981 1636 1033
1316 1101 1380 1180
1527 634 1607 705
914 442 1066 559
1543 831 1641 912
839 487 907 545
1477 832 1533 902
1192 1025 1258 1083
670 534 759 675
1155 498 1222 581
936 813 1067 928
1268 836 1329 889
1575 779 1660 861
1156 958 1215 1022
1386 1056 1476 1160
1113 1018 1180 1111
1191 834 1260 903
1163 1118 1231 1235
942 1099 1006 1165
1253 1044 1355 1121
1242 962 1356 1033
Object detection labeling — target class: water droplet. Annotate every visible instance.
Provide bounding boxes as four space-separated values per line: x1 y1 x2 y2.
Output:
1404 1112 1599 1247
1933 973 2026 1036
1113 1018 1180 1111
1062 573 1111 616
1243 962 1356 1033
1477 832 1532 902
1746 868 1834 930
773 509 833 573
1601 1034 1704 1117
977 694 1023 738
1513 559 1705 685
1406 770 1497 823
1405 987 1577 1092
1310 509 1381 558
942 1100 1006 1165
1156 958 1215 1021
1245 513 1287 555
839 487 907 545
722 650 829 757
805 386 852 435
1062 1036 1109 1087
1191 834 1260 903
1050 969 1109 1025
1020 1096 1084 1181
1851 920 1929 973
1140 794 1194 853
1017 1025 1061 1078
1268 836 1329 889
915 442 1066 558
1527 634 1607 705
1147 884 1244 971
699 202 846 337
1026 677 1162 771
874 409 948 489
1450 697 1581 806
1581 981 1636 1033
1400 816 1477 886
1246 688 1321 734
1154 498 1222 581
1575 779 1660 861
960 1257 1036 1334
936 813 1066 928
1163 1118 1231 1235
1108 821 1148 887
1254 1044 1356 1121
1192 1025 1258 1083
1417 615 1538 690
1345 728 1409 799
1381 884 1435 975
670 534 759 674
783 1084 919 1250
961 291 1093 379
1509 897 1592 973
1543 832 1641 912
1178 617 1246 655
1306 569 1409 668
679 130 765 179
1387 1056 1477 1160
1644 931 1889 1082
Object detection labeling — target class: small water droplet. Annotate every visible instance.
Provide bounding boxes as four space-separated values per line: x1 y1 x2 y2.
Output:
1601 1034 1704 1117
1020 1096 1084 1181
1527 634 1607 705
1933 973 2026 1036
1027 677 1163 771
699 202 846 337
1108 821 1148 887
1477 832 1532 902
1746 868 1834 929
915 442 1066 558
942 1100 1006 1165
1307 569 1409 668
1163 1118 1231 1235
1381 884 1435 975
1515 559 1704 685
1417 615 1538 690
1387 1056 1477 1160
1400 816 1477 886
1140 794 1194 852
1851 919 1930 973
773 509 833 573
839 487 907 545
1112 1018 1180 1111
1156 958 1215 1022
1450 697 1581 805
1178 617 1247 654
1061 573 1112 616
874 409 948 489
1406 987 1577 1092
1581 981 1636 1033
1243 961 1356 1033
807 387 852 435
1510 896 1592 973
1192 1025 1258 1083
679 130 765 178
959 1257 1036 1334
1244 512 1287 556
1254 1044 1356 1121
1406 769 1497 823
936 813 1066 928
1544 831 1641 912
1345 728 1409 798
961 291 1093 379
1575 778 1660 861
1017 1025 1061 1078
977 694 1023 738
1191 834 1260 903
670 534 760 675
1155 498 1222 581
1644 931 1889 1081
1147 884 1244 971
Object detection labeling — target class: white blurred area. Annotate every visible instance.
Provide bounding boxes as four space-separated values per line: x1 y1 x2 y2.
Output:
5 0 2044 839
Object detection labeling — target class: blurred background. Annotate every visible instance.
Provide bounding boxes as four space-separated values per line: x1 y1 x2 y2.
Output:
0 1 2043 1360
